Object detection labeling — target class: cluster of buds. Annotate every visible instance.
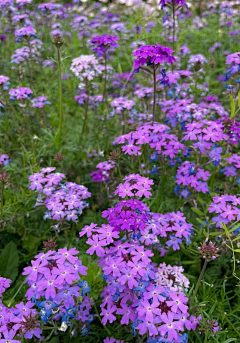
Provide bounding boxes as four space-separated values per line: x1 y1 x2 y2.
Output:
109 150 121 161
0 172 10 185
199 319 220 336
198 239 219 260
43 238 58 250
53 153 64 161
52 34 64 49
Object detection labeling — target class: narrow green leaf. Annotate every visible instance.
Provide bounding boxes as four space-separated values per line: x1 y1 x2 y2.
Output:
0 241 19 283
230 94 236 118
222 222 231 240
196 218 205 225
191 207 204 216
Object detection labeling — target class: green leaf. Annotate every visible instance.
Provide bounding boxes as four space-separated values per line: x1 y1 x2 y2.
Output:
196 218 205 226
0 241 19 283
238 92 240 108
209 231 225 237
230 94 236 118
229 223 240 233
222 222 231 240
23 235 40 254
191 207 204 216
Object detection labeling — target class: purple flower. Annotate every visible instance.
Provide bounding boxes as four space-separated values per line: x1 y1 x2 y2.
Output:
158 312 183 341
100 304 117 325
132 43 176 71
89 34 119 56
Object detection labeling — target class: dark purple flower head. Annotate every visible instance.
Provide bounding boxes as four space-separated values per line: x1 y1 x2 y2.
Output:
132 43 176 71
89 35 119 57
0 35 6 42
160 0 186 10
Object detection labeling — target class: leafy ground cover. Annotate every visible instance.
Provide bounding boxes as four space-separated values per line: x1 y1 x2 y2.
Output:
0 0 240 342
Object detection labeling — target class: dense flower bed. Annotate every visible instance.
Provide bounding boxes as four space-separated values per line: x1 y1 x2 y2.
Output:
0 0 240 342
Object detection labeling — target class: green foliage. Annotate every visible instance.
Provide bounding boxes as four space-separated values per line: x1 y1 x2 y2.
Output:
79 255 105 300
0 241 19 283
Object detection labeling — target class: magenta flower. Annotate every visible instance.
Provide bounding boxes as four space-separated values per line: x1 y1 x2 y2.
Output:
86 235 107 257
101 304 117 325
0 329 20 343
136 299 161 321
37 270 61 299
158 312 183 341
79 223 98 237
166 292 188 313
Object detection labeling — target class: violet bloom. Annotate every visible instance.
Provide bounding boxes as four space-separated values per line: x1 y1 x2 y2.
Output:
86 235 107 257
137 299 161 321
37 270 61 299
160 0 186 9
9 87 33 101
132 43 176 71
158 312 183 341
0 329 20 343
89 34 119 57
101 304 117 325
226 52 240 65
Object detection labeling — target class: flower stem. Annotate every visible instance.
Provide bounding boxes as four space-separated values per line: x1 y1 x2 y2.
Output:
8 280 25 307
94 303 111 336
57 47 63 145
80 79 89 146
152 67 157 123
1 184 4 217
190 259 208 307
172 1 176 52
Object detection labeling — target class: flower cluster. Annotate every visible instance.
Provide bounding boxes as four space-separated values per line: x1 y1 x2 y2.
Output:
0 154 10 166
175 161 210 197
15 26 37 41
89 34 119 56
11 46 39 65
208 194 240 228
182 121 228 153
90 160 116 183
31 96 51 108
114 122 185 159
132 43 176 71
0 248 92 342
111 97 135 114
29 167 91 225
114 174 153 198
0 276 11 297
155 263 190 292
79 179 197 342
70 55 102 82
9 87 33 101
198 240 219 260
0 75 10 89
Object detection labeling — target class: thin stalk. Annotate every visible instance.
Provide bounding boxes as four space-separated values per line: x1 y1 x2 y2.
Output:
94 303 111 336
171 0 177 73
190 259 208 307
138 155 144 175
103 52 107 105
8 280 25 307
80 79 89 146
152 67 157 123
172 1 176 52
57 47 63 145
1 184 4 217
117 163 123 182
122 110 125 134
